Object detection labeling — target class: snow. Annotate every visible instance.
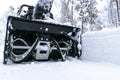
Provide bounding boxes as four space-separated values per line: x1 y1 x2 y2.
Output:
96 0 108 11
1 0 120 80
34 18 73 26
82 28 120 64
0 51 120 80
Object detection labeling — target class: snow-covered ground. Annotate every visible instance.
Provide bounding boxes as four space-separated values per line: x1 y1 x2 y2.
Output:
1 28 120 80
82 28 120 64
0 58 120 80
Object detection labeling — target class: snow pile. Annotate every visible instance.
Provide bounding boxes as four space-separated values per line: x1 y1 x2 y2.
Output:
0 55 120 80
82 28 120 64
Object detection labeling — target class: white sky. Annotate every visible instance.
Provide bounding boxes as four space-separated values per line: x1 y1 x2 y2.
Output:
0 0 38 15
96 0 107 11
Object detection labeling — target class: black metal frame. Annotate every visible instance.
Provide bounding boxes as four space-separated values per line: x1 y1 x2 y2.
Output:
3 16 81 64
3 2 81 64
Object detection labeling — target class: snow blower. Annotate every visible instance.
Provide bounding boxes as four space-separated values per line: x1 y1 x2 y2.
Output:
3 0 81 64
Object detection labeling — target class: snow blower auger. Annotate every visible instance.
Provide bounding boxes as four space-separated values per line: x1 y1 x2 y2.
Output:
3 0 81 64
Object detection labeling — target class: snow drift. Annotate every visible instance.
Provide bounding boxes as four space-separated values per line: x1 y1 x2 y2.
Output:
82 28 120 64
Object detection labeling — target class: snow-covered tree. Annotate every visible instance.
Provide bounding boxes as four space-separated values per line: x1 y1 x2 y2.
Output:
75 0 90 33
0 6 16 45
108 0 117 28
60 0 81 26
60 0 71 23
95 0 119 29
116 0 120 23
76 0 99 33
108 0 118 28
88 0 100 31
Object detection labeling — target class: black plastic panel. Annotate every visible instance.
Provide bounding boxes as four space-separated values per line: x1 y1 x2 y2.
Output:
8 16 79 35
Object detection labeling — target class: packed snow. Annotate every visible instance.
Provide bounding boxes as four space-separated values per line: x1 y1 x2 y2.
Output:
1 0 120 80
82 28 120 65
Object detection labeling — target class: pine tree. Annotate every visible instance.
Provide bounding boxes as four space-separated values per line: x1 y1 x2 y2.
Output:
60 0 71 24
108 0 118 28
77 0 99 32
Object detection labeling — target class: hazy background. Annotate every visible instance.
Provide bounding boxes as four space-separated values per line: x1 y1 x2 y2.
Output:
0 0 38 16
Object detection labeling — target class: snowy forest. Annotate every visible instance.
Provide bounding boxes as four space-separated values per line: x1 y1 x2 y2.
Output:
0 0 120 34
53 0 120 32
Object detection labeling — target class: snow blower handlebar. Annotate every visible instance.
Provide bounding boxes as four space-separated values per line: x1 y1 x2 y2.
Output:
17 4 34 19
